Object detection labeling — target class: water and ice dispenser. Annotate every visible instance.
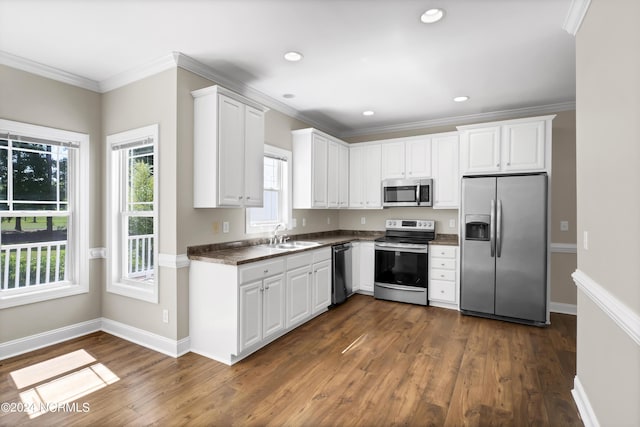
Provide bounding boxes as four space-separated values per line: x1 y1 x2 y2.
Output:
465 215 490 241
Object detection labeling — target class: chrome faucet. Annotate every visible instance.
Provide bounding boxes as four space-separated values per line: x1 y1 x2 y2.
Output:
270 223 285 245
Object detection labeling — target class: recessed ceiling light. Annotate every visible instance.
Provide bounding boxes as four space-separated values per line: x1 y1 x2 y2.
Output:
453 96 469 102
362 110 375 116
283 93 295 99
284 51 303 62
421 8 444 24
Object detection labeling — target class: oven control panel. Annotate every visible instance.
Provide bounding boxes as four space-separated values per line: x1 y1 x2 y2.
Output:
385 219 435 231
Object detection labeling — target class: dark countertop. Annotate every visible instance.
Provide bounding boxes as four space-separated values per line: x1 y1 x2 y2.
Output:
188 231 459 266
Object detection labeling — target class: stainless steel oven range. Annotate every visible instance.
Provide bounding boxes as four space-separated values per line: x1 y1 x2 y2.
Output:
374 219 435 306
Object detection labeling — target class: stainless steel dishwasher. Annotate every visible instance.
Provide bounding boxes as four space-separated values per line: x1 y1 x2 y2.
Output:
331 243 353 305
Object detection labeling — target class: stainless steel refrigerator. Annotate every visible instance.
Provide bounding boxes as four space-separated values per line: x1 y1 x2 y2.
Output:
460 174 548 325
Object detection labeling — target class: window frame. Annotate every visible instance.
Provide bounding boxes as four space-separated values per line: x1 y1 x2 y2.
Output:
245 145 292 235
0 119 89 309
106 124 159 303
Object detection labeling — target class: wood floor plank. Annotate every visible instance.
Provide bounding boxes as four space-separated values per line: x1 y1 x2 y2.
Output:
0 295 582 426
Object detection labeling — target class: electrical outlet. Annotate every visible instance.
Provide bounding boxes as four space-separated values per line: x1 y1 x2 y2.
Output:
162 309 169 323
212 221 220 234
583 231 589 250
302 218 306 227
360 217 366 225
449 219 456 228
560 221 569 232
327 216 331 225
292 218 297 228
223 221 229 233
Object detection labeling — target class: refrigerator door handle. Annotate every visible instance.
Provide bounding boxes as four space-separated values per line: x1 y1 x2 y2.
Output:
497 199 503 257
490 199 496 257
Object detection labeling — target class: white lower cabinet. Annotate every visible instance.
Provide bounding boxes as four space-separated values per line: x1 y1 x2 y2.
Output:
429 245 459 309
190 247 331 365
358 241 375 293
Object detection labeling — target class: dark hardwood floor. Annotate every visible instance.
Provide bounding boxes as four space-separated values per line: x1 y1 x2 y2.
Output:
0 294 582 426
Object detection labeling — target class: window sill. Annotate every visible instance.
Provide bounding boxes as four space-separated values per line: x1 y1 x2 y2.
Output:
0 282 89 309
107 281 158 304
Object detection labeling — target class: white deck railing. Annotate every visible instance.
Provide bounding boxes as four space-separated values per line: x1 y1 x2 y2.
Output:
0 240 67 290
127 234 154 280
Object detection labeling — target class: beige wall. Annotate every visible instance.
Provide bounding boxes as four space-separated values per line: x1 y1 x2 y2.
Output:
575 0 640 425
101 69 180 340
344 110 578 305
0 65 103 343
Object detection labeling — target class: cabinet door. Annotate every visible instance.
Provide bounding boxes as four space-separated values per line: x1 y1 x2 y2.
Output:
338 144 349 208
349 146 365 208
312 135 328 208
327 141 340 208
432 134 459 209
502 120 545 172
381 142 405 179
364 145 382 208
405 138 432 178
239 280 263 352
460 127 501 174
359 242 375 292
218 94 245 205
286 265 312 327
312 260 331 314
243 105 265 207
263 274 286 340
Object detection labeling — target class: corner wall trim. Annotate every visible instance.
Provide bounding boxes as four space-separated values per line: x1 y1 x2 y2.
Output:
0 318 102 360
101 318 186 358
550 302 577 315
571 375 601 427
572 269 640 346
563 0 592 36
157 253 190 269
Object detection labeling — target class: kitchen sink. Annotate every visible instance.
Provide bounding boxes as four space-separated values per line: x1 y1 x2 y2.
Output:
261 241 321 250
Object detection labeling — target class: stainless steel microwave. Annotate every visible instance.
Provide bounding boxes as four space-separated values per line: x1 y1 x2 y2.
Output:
382 178 433 207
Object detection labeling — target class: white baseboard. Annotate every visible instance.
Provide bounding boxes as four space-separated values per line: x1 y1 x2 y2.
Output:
0 319 102 360
1 318 190 360
550 301 577 315
101 318 189 358
572 375 600 427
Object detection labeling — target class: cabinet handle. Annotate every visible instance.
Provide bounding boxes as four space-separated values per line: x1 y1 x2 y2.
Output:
264 269 269 274
506 162 510 166
440 274 445 278
265 284 270 290
496 163 500 167
238 196 243 200
440 290 445 294
308 272 312 276
260 286 264 292
246 196 251 200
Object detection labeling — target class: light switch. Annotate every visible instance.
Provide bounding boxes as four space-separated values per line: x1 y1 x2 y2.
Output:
560 221 569 232
360 217 366 225
223 221 229 233
583 231 588 250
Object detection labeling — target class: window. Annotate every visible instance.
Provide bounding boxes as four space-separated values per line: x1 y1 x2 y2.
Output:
246 145 292 234
107 125 158 303
0 119 89 309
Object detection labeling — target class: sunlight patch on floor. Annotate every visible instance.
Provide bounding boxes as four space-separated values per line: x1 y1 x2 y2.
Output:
10 349 96 389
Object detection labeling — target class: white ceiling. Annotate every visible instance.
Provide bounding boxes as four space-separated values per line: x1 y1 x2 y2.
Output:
0 0 576 137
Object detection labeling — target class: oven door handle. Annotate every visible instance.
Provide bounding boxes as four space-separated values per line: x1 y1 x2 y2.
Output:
375 283 425 292
374 245 428 254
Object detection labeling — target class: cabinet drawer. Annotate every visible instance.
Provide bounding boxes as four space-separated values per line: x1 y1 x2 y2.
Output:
431 246 456 258
429 280 456 303
239 259 285 284
287 252 314 270
430 258 456 270
431 268 455 282
312 247 331 263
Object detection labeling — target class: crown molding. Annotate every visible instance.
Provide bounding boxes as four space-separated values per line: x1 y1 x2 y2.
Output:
338 101 576 139
98 52 180 93
173 52 339 135
563 0 592 36
0 50 100 92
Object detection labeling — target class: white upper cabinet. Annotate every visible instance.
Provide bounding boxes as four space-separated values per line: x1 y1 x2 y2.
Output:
381 142 405 179
337 144 349 208
381 137 431 180
192 85 267 208
458 115 554 175
350 144 382 208
431 132 459 209
292 129 349 209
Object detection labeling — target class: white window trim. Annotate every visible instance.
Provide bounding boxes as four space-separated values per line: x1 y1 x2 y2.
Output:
106 124 159 303
0 119 90 309
246 145 292 235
